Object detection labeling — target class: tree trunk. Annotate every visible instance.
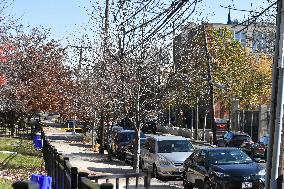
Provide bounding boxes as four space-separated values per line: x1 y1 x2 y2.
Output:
134 116 141 173
99 111 105 154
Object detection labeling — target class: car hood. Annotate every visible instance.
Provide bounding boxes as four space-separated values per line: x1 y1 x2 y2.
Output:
212 162 263 176
159 152 193 163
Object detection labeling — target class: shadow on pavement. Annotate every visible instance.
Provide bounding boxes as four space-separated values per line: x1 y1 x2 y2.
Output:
87 167 135 174
69 143 92 148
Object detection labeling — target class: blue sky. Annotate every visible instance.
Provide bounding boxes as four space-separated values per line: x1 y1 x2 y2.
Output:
8 0 271 44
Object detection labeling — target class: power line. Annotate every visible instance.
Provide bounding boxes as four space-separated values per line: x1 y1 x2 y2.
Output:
220 5 259 13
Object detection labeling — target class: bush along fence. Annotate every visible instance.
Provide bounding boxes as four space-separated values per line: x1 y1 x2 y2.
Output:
41 131 151 189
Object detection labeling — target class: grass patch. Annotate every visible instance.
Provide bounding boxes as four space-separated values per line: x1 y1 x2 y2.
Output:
0 153 42 169
0 137 43 188
0 137 41 156
0 178 12 189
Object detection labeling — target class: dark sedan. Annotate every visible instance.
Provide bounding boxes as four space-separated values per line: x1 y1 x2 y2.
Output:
241 135 269 160
111 130 146 160
124 138 146 165
183 148 265 189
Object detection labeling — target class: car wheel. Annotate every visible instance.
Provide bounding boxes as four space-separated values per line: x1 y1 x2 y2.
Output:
152 164 159 179
183 172 194 189
204 179 213 189
140 159 145 171
125 156 129 164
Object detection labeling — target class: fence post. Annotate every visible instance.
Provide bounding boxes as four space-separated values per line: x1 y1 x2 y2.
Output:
54 148 59 189
135 175 139 188
63 157 69 189
70 167 78 189
77 172 89 189
100 183 114 189
125 177 129 189
144 170 151 189
116 178 119 189
57 153 62 189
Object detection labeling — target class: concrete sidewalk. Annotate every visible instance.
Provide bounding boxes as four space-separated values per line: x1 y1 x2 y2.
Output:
44 128 183 189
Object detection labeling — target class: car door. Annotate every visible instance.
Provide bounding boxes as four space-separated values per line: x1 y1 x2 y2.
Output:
125 140 134 162
145 138 156 170
141 138 155 169
185 150 200 184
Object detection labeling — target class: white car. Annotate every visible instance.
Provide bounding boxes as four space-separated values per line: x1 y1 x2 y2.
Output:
140 135 194 179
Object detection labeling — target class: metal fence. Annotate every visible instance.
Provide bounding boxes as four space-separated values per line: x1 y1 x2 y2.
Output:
0 123 34 138
236 110 260 142
42 130 151 189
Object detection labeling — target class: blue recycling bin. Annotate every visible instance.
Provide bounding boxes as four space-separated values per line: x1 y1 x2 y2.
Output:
33 134 43 149
30 174 52 189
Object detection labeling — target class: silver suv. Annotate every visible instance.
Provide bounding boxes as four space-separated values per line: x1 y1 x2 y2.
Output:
140 135 194 179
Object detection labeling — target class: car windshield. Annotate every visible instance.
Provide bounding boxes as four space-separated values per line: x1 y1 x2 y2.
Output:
158 140 194 153
140 139 146 145
119 132 146 142
234 135 252 141
208 150 253 165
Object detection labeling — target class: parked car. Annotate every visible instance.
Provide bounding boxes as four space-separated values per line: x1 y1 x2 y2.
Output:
141 120 157 134
215 118 229 131
124 138 147 165
111 130 146 160
217 131 253 148
140 135 194 179
248 135 269 160
183 147 265 189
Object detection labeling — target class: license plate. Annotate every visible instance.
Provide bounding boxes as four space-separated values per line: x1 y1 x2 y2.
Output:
242 182 252 188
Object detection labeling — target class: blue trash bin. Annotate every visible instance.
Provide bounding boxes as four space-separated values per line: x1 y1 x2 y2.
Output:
34 139 43 149
30 174 52 189
33 134 43 149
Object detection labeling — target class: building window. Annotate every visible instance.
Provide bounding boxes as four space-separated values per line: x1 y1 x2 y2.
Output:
252 31 274 53
232 31 246 47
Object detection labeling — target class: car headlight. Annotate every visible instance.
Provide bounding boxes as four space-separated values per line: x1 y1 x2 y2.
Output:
258 169 266 176
213 171 230 178
158 155 172 165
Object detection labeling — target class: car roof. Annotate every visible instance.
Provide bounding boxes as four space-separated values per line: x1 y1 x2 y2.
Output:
227 131 249 136
149 135 188 141
202 147 241 152
118 130 136 133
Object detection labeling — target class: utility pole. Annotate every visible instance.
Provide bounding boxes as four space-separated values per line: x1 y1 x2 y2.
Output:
266 0 284 188
202 23 216 144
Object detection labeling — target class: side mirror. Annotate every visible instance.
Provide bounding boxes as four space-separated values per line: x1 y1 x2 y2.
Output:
254 158 261 163
149 148 155 153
